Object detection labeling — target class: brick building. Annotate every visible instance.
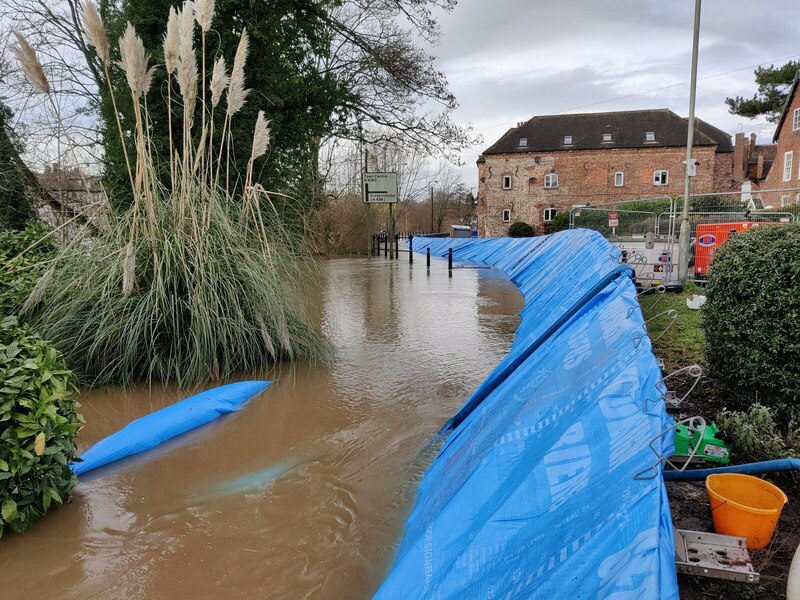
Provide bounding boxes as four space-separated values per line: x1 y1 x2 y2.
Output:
761 71 800 207
476 109 734 236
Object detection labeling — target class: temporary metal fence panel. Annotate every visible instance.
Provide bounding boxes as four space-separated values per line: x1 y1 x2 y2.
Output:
375 231 678 599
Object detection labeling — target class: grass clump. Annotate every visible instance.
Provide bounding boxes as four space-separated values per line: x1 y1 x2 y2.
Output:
12 1 330 386
717 404 797 462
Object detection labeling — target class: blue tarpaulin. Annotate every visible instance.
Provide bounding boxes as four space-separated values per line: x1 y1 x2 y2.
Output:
72 380 271 476
375 230 678 599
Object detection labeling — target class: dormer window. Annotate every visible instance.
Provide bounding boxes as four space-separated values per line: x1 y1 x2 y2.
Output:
602 133 612 142
518 137 527 147
645 131 656 142
563 135 573 145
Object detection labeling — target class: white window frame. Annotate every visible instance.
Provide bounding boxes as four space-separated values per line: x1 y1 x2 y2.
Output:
602 133 613 142
614 171 624 187
542 208 557 222
563 135 573 145
784 151 793 182
653 170 668 186
502 175 512 190
781 195 790 208
793 107 800 131
518 137 527 147
544 173 559 188
501 209 511 223
645 131 656 142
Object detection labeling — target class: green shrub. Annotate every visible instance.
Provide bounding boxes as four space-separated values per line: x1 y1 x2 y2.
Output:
717 404 795 462
0 316 81 537
548 211 570 233
508 221 535 237
0 222 56 318
703 223 800 417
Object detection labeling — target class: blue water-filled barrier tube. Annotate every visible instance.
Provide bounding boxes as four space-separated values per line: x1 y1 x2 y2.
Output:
664 458 800 481
374 230 678 599
71 380 271 476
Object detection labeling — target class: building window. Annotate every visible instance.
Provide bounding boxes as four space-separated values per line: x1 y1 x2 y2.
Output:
543 208 557 222
502 175 512 189
518 137 527 147
602 133 613 142
563 135 573 145
653 170 668 186
784 151 793 181
645 131 656 142
502 209 511 222
544 173 559 188
793 107 800 131
614 171 624 187
781 195 790 208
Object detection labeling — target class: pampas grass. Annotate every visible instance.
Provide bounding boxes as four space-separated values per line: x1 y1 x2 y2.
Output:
11 31 50 95
81 1 109 67
21 3 330 387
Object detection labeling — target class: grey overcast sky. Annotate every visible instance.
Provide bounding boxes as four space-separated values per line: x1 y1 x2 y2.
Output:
430 0 800 189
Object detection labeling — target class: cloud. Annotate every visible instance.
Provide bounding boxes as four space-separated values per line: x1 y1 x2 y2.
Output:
429 0 800 187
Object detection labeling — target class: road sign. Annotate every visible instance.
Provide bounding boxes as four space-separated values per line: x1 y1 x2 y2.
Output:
608 211 619 227
362 172 398 204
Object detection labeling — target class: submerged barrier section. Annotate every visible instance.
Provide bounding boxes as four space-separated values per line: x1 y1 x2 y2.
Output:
72 380 271 476
375 230 678 599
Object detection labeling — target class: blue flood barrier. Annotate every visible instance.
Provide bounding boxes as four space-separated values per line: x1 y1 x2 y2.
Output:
378 230 678 599
71 380 271 476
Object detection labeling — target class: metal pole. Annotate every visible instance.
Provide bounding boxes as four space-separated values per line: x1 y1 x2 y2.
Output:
409 234 413 264
388 201 395 260
384 233 388 257
678 0 702 283
426 247 430 268
430 185 434 233
364 146 371 257
395 234 399 259
448 247 453 271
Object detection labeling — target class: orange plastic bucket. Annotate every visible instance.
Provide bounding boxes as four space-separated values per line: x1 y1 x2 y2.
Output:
706 473 788 550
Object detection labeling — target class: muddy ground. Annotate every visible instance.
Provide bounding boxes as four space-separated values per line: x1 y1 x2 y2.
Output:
669 379 799 599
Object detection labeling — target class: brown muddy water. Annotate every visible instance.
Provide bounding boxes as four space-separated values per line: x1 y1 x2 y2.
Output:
1 256 523 600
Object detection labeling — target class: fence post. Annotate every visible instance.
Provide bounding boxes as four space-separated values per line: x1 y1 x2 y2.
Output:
384 234 388 257
426 247 430 268
409 234 414 264
448 247 453 271
395 234 399 259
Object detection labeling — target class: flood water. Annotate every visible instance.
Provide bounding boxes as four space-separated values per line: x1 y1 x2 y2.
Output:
2 256 523 599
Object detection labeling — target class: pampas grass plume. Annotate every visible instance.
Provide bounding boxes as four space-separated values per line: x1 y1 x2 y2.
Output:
118 23 151 97
226 28 249 117
210 56 229 108
195 0 215 32
11 31 50 94
250 111 270 161
164 6 180 74
81 1 110 66
22 266 54 314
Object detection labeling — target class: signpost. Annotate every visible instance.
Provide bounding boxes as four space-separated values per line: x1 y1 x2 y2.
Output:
362 172 398 204
362 172 399 258
608 211 619 236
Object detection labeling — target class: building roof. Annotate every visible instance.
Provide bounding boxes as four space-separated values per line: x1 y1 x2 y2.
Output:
772 70 800 143
482 109 731 155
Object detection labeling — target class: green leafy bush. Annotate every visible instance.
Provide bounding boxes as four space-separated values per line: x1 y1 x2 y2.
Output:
703 224 800 416
0 222 55 318
717 404 795 462
0 317 81 537
508 221 535 237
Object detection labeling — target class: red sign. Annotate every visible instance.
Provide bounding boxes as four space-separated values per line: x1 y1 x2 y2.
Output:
608 211 619 227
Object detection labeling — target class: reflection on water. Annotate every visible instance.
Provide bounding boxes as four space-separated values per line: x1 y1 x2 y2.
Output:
1 256 522 599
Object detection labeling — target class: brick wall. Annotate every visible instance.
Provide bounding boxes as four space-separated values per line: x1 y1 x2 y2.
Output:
478 146 732 237
762 89 800 208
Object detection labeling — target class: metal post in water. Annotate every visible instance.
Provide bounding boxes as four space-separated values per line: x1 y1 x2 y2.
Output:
395 234 399 259
448 247 453 271
384 234 388 257
409 235 413 264
426 247 430 268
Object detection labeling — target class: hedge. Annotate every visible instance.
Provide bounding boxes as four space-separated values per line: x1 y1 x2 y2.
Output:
0 317 81 537
508 221 535 237
703 223 800 417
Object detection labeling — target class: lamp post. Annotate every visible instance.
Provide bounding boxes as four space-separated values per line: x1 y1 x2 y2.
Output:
678 0 702 283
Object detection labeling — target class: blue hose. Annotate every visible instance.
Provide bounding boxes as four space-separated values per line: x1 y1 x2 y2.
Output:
663 459 800 481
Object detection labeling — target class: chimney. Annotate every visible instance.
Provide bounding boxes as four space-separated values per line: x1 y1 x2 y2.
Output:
516 122 524 128
733 132 746 179
756 151 764 180
749 132 757 150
